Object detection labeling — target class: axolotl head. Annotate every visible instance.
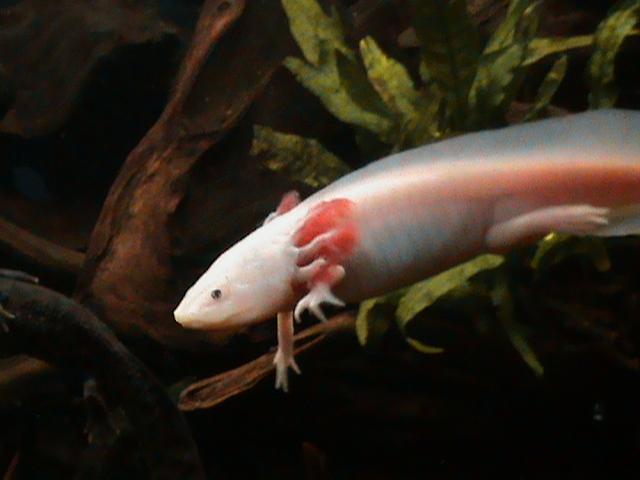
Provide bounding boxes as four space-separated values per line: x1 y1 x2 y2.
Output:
173 225 298 330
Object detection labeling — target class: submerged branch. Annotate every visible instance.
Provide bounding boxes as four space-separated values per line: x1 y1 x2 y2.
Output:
0 216 85 276
0 275 206 480
178 312 356 410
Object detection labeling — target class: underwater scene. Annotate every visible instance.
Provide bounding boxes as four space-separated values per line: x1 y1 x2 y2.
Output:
0 0 639 478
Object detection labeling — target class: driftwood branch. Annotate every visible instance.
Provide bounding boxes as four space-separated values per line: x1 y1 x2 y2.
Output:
178 313 357 410
0 216 84 277
73 0 247 344
73 0 298 348
0 275 206 480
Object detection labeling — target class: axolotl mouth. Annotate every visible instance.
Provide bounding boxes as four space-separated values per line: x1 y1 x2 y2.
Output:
173 300 258 330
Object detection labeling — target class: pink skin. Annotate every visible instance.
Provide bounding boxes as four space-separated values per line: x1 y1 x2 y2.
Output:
174 109 640 391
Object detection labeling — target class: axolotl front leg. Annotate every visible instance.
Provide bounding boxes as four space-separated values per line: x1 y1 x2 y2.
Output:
273 197 359 391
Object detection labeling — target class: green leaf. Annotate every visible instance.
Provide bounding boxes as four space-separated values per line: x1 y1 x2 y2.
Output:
281 0 396 139
468 43 527 125
525 35 593 65
357 291 444 353
491 279 544 376
284 51 394 137
531 233 611 275
588 0 640 109
483 0 538 53
281 0 352 65
333 50 399 129
251 126 351 188
468 0 541 126
359 36 422 118
406 30 595 68
356 295 399 346
523 55 568 121
408 0 481 128
359 36 440 146
405 337 445 354
396 254 504 327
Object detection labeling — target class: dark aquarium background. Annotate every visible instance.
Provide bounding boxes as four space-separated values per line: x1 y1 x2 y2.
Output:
0 0 638 479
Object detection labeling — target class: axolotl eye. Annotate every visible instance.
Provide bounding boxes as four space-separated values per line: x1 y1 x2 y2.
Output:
211 289 222 300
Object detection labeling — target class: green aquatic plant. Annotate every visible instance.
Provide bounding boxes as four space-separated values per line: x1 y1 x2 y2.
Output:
588 0 640 108
252 0 640 374
251 126 350 189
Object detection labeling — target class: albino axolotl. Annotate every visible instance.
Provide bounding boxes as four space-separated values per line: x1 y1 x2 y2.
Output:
174 109 640 391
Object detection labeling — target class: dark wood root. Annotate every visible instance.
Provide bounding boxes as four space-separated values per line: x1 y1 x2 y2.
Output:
178 312 356 411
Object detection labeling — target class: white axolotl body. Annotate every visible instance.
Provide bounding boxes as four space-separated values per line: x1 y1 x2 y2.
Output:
174 109 640 390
